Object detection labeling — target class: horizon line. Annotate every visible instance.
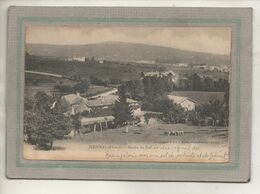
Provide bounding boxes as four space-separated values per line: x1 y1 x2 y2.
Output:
25 41 230 56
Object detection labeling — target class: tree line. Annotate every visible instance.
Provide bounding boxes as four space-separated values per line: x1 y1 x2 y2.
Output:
53 79 90 96
122 73 229 101
177 73 229 92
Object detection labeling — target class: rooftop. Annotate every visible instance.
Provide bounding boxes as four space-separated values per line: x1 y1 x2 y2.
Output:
167 95 198 105
168 91 225 104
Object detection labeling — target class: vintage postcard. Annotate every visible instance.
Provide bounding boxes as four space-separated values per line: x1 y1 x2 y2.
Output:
23 25 230 163
6 7 252 181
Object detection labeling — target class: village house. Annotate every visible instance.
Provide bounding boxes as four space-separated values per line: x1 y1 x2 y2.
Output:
60 91 141 132
86 92 140 109
65 56 85 62
60 93 91 116
166 95 198 111
97 58 105 64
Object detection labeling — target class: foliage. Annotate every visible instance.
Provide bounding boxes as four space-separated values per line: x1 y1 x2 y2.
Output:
186 108 204 126
113 86 133 126
177 73 229 92
197 98 229 127
53 84 74 95
141 101 155 112
53 79 90 96
90 76 110 87
143 112 162 124
142 76 172 101
24 91 71 150
71 114 81 135
156 97 185 123
73 79 90 93
120 80 145 100
144 113 150 124
34 91 53 113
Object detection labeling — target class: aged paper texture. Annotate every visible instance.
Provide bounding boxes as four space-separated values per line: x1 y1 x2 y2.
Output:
23 26 230 163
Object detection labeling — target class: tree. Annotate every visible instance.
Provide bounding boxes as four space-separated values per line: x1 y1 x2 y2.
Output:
204 77 214 91
222 90 229 128
200 98 227 127
53 84 74 95
187 108 204 128
90 76 110 87
73 79 90 94
24 92 71 150
122 80 145 100
113 86 133 126
190 73 202 90
158 97 185 123
34 91 53 113
71 114 81 136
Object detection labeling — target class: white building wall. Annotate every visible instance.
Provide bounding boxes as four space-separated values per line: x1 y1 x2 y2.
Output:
180 100 196 111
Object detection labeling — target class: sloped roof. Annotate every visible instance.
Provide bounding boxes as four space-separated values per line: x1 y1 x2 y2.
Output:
87 94 138 107
71 103 91 114
61 94 88 107
167 95 198 105
87 95 118 107
168 91 225 104
127 98 138 104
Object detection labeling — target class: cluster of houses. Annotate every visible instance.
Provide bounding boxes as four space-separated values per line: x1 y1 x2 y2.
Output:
167 63 229 73
141 70 180 85
60 90 141 116
192 64 229 73
64 56 105 64
59 89 142 132
65 56 86 62
57 87 201 134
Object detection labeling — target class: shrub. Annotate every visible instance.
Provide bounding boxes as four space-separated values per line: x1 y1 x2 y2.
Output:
24 92 71 150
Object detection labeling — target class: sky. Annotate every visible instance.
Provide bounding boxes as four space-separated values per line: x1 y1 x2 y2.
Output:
26 25 231 55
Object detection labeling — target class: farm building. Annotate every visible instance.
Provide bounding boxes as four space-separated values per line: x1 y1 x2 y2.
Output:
87 94 141 110
166 91 225 111
87 95 118 108
168 91 225 104
60 93 91 116
166 95 198 111
80 116 115 133
61 92 141 118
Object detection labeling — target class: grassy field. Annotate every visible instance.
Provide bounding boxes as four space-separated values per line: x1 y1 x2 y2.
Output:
26 55 155 81
26 55 228 82
23 122 228 162
64 122 228 145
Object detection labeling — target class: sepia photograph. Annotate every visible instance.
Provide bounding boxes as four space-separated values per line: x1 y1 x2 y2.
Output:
23 25 231 163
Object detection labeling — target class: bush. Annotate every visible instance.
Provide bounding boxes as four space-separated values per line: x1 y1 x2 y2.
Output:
158 97 185 123
24 92 71 150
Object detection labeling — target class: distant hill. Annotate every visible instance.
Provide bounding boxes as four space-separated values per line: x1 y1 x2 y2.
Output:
26 42 230 66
